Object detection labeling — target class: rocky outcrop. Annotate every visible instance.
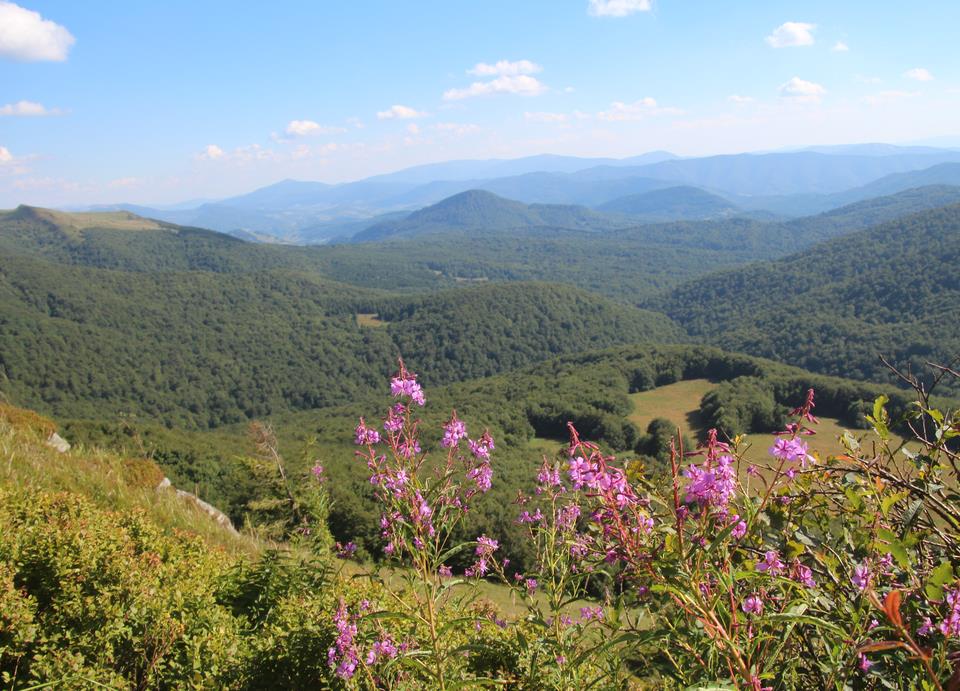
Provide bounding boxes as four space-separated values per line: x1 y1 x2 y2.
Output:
45 432 71 453
156 476 238 534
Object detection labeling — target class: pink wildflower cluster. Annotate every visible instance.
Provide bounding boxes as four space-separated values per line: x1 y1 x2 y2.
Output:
465 535 499 577
940 586 960 636
682 429 737 516
327 599 400 681
390 365 425 406
355 360 497 571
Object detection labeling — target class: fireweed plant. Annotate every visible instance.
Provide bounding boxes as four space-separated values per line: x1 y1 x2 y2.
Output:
331 361 960 689
331 360 500 688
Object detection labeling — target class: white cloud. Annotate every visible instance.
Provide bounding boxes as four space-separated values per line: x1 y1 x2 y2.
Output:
0 100 59 116
443 74 547 100
905 67 934 82
0 1 74 61
197 144 225 160
727 95 755 104
832 41 849 52
779 77 826 102
863 90 919 106
525 111 568 123
376 104 427 119
468 59 541 77
346 116 365 129
284 119 346 136
765 22 816 48
406 123 420 135
597 98 682 121
0 146 12 163
587 0 652 17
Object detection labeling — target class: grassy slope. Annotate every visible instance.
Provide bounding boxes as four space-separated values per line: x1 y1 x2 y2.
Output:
0 404 257 555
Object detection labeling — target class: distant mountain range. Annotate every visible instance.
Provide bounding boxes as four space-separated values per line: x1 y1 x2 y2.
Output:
74 145 960 244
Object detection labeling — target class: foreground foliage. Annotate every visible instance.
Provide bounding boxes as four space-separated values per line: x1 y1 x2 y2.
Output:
3 359 960 688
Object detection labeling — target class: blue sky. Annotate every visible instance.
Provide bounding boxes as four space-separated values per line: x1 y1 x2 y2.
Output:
1 0 958 206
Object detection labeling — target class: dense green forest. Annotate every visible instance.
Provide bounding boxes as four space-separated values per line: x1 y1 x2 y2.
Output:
661 203 960 393
0 250 677 426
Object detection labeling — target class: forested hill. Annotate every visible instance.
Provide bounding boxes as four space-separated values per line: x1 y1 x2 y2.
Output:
351 189 627 242
597 185 741 220
782 185 960 244
661 203 960 392
377 282 681 383
0 251 679 426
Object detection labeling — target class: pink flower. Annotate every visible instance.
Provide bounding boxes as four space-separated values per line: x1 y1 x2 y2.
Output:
791 561 816 588
741 595 763 615
468 431 495 461
769 438 810 465
858 653 873 672
851 563 871 591
355 419 381 445
441 414 467 449
940 587 960 637
756 550 785 576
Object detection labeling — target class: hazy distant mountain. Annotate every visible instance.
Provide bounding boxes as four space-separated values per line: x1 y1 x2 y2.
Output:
736 163 960 216
360 151 678 185
621 151 960 196
798 143 957 156
597 186 741 220
352 189 628 242
77 147 960 243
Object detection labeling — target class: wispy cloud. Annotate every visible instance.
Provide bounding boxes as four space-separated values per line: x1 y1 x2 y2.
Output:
196 144 225 161
376 104 428 119
587 0 652 17
597 98 682 121
727 95 755 105
905 67 934 82
832 41 849 52
0 1 75 61
0 145 12 163
284 120 347 136
779 77 826 103
524 111 569 123
0 100 61 116
443 74 547 100
765 22 816 48
468 59 541 77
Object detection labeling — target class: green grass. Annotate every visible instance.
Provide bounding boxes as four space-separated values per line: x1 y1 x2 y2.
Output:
628 378 715 441
0 410 260 556
627 379 911 466
355 312 388 327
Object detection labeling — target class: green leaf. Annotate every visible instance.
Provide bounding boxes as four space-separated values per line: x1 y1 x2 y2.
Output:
925 561 954 600
880 491 908 518
766 612 846 637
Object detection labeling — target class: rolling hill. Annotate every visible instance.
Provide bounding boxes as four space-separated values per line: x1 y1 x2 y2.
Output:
351 189 629 241
597 185 741 220
661 203 960 392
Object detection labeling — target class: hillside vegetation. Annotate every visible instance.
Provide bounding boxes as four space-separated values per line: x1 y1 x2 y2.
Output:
0 248 677 426
662 204 960 392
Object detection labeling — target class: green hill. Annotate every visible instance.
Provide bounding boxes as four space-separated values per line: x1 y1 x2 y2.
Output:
782 185 960 244
661 204 960 392
0 245 679 426
352 189 627 241
596 185 741 220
